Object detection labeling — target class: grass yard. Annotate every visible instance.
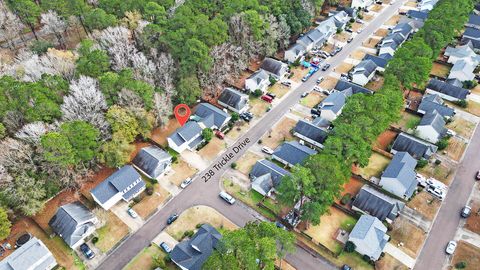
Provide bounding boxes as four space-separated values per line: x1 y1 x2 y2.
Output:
351 22 363 32
371 4 384 12
430 62 451 78
165 205 237 241
376 253 408 270
164 159 197 187
334 32 351 43
356 153 391 179
374 28 389 38
472 84 480 95
249 96 271 117
198 137 227 162
322 43 335 53
419 162 455 186
269 82 291 98
363 14 374 22
304 207 357 254
261 117 297 149
443 137 467 161
446 117 476 139
393 111 421 132
365 75 384 91
390 216 426 257
124 245 176 270
405 1 417 7
319 76 339 90
351 49 367 60
407 192 441 221
385 15 401 26
363 37 381 49
301 92 325 108
95 211 129 253
336 62 354 74
150 118 181 147
290 66 310 83
451 241 480 270
236 151 262 175
133 185 170 219
448 100 480 117
465 201 480 234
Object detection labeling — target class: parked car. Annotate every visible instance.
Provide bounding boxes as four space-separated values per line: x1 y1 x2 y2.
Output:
347 37 353 43
345 28 353 33
461 206 472 218
180 177 193 189
215 130 225 139
219 191 236 204
167 213 179 224
266 92 276 99
275 221 287 230
313 86 322 92
445 241 457 255
80 243 95 260
240 112 253 122
316 77 324 84
301 91 309 98
262 146 274 155
160 242 172 253
261 95 273 103
476 170 480 180
127 208 138 218
357 29 362 34
341 265 352 270
427 186 446 200
281 81 292 87
322 64 331 71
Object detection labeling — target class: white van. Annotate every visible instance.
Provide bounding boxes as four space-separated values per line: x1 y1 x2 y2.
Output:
219 191 236 204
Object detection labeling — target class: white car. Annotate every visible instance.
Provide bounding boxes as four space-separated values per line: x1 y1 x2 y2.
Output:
416 173 427 187
127 208 138 218
262 146 274 155
446 241 457 255
357 29 362 34
219 191 236 204
180 178 193 189
313 86 322 92
316 77 324 84
427 186 446 200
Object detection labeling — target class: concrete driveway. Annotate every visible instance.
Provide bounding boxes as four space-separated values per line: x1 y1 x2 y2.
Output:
110 201 144 232
152 231 178 250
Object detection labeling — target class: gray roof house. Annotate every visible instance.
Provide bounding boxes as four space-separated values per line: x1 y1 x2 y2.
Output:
170 224 222 270
218 88 249 114
391 132 438 160
415 110 447 143
297 28 326 51
317 91 348 121
91 165 145 210
352 185 405 222
363 54 389 70
419 0 439 12
132 146 172 179
260 58 288 80
49 202 98 249
463 27 480 41
379 152 418 199
407 10 429 21
272 141 317 167
425 79 470 102
379 23 413 57
0 237 57 270
250 159 290 196
284 43 307 63
312 116 332 130
334 80 374 95
417 94 455 119
293 119 328 149
466 14 480 29
351 59 378 86
245 69 270 93
348 214 389 261
332 10 350 29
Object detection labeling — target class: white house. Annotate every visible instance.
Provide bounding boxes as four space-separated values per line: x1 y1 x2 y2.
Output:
218 87 250 114
351 59 378 86
317 91 347 121
260 57 288 80
245 69 270 93
351 0 374 9
0 237 57 270
378 23 413 57
415 110 446 143
284 43 306 63
296 28 325 52
348 215 389 261
444 42 480 82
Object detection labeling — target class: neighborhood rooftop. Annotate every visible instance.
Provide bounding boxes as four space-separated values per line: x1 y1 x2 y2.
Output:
352 185 405 222
426 79 470 100
380 152 418 199
418 94 455 118
91 165 143 204
273 141 317 166
334 80 373 95
391 132 438 159
132 146 172 179
250 159 290 196
0 237 56 270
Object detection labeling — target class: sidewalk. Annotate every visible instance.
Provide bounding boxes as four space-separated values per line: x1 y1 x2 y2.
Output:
385 242 416 268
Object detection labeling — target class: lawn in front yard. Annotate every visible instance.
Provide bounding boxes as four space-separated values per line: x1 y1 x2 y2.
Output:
356 153 391 180
450 241 480 270
376 253 408 270
351 22 363 32
447 100 480 117
260 117 297 149
362 37 381 49
430 62 451 78
392 111 421 132
269 82 291 99
405 1 417 7
465 201 480 234
164 158 197 187
94 211 129 253
407 192 441 221
290 66 310 83
198 137 227 162
442 137 467 162
371 4 383 12
334 31 351 43
132 185 170 219
301 92 326 108
249 96 271 117
446 117 476 139
319 76 339 90
124 245 176 270
236 150 262 175
336 62 354 74
165 205 237 241
385 15 401 26
304 207 357 254
365 75 384 91
350 49 367 60
389 216 426 257
418 161 455 186
374 28 389 38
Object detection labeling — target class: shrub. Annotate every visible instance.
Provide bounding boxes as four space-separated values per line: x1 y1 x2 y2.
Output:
258 139 262 144
231 162 237 169
146 186 154 196
416 158 428 169
344 241 356 253
436 138 449 150
336 28 343 34
350 18 355 23
362 254 371 262
133 197 141 203
202 128 213 142
0 123 6 139
434 159 442 165
253 89 263 97
30 40 54 55
183 230 194 239
164 254 171 263
153 255 166 268
358 13 364 19
463 80 477 89
196 223 204 229
340 193 352 205
292 59 300 67
455 261 467 269
454 99 468 108
231 112 240 122
171 155 178 163
269 76 277 85
92 236 99 244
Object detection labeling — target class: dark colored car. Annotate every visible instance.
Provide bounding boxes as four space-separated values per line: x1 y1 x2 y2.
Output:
80 243 95 259
461 206 472 218
275 221 287 230
476 170 480 180
160 242 172 253
322 64 331 71
167 213 179 224
266 92 276 99
341 265 352 270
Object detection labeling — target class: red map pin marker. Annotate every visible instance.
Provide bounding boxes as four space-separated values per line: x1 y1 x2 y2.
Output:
174 104 191 126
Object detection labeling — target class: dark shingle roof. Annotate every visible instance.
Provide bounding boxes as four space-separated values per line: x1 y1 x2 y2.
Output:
334 80 373 95
49 202 95 248
426 79 469 100
353 185 405 221
294 120 328 145
170 224 222 270
0 237 57 270
381 152 418 198
273 141 317 166
194 103 230 129
418 94 455 118
91 165 142 204
312 117 331 129
418 110 446 136
352 59 378 78
218 88 248 111
250 159 290 194
407 10 428 21
468 14 480 26
461 37 480 50
319 91 347 114
363 54 389 69
391 133 438 159
132 146 172 179
464 27 480 39
260 58 285 77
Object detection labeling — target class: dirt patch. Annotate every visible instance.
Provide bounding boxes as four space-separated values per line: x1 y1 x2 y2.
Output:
385 15 401 26
338 176 365 205
356 153 391 180
124 245 176 270
269 82 291 99
236 151 262 175
95 211 129 253
304 207 357 254
465 201 480 234
290 66 310 83
390 216 427 257
198 137 227 162
334 32 351 43
249 97 270 117
363 37 381 49
231 71 251 90
447 117 476 139
374 28 389 38
365 75 385 91
351 22 363 32
407 192 441 221
151 118 182 147
371 4 384 12
374 130 398 150
261 117 297 149
319 76 339 90
419 161 455 185
442 137 467 162
363 14 374 22
301 92 326 108
430 62 451 78
322 43 335 53
164 159 197 187
336 62 354 74
227 121 251 140
405 90 423 111
376 253 408 270
351 50 367 60
133 185 170 219
405 1 417 7
472 84 480 95
80 167 116 199
451 241 480 270
165 205 237 241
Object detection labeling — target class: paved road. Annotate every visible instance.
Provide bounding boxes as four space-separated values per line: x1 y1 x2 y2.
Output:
414 122 480 270
97 1 407 269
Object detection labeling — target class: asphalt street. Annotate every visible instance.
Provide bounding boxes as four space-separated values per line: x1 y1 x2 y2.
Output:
414 122 480 269
96 1 407 269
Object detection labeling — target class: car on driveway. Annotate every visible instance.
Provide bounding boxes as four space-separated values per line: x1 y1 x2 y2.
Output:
461 206 472 218
316 77 324 84
445 241 457 255
160 242 172 253
219 191 236 204
281 81 291 87
127 208 138 218
427 186 446 200
167 213 179 224
301 91 309 98
341 265 352 270
180 177 193 189
476 170 480 180
322 64 331 71
262 146 274 155
347 37 353 43
80 243 95 259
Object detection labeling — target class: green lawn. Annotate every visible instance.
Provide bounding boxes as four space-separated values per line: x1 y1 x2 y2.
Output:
356 153 391 179
124 245 177 270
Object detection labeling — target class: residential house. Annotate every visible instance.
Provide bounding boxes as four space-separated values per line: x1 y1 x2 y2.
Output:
170 224 222 270
418 0 439 12
245 69 270 93
466 14 480 30
317 91 348 121
284 43 307 63
249 159 290 197
312 116 332 130
378 23 413 57
260 58 288 80
293 119 328 149
272 141 317 167
337 6 357 19
332 10 350 30
406 10 429 21
351 0 374 9
379 152 418 199
49 202 98 249
444 41 480 82
391 132 438 160
334 79 374 95
316 16 338 43
297 28 326 52
0 237 57 270
416 110 446 143
363 54 389 71
463 27 480 42
417 94 455 119
425 78 470 102
218 88 249 114
132 146 172 179
352 185 405 223
348 215 389 261
475 3 480 15
168 103 231 153
351 59 378 86
91 165 145 210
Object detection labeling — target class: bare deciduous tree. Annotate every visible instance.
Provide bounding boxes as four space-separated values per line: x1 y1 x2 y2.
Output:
40 10 67 48
0 2 25 50
94 26 136 71
0 138 36 174
15 121 52 144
